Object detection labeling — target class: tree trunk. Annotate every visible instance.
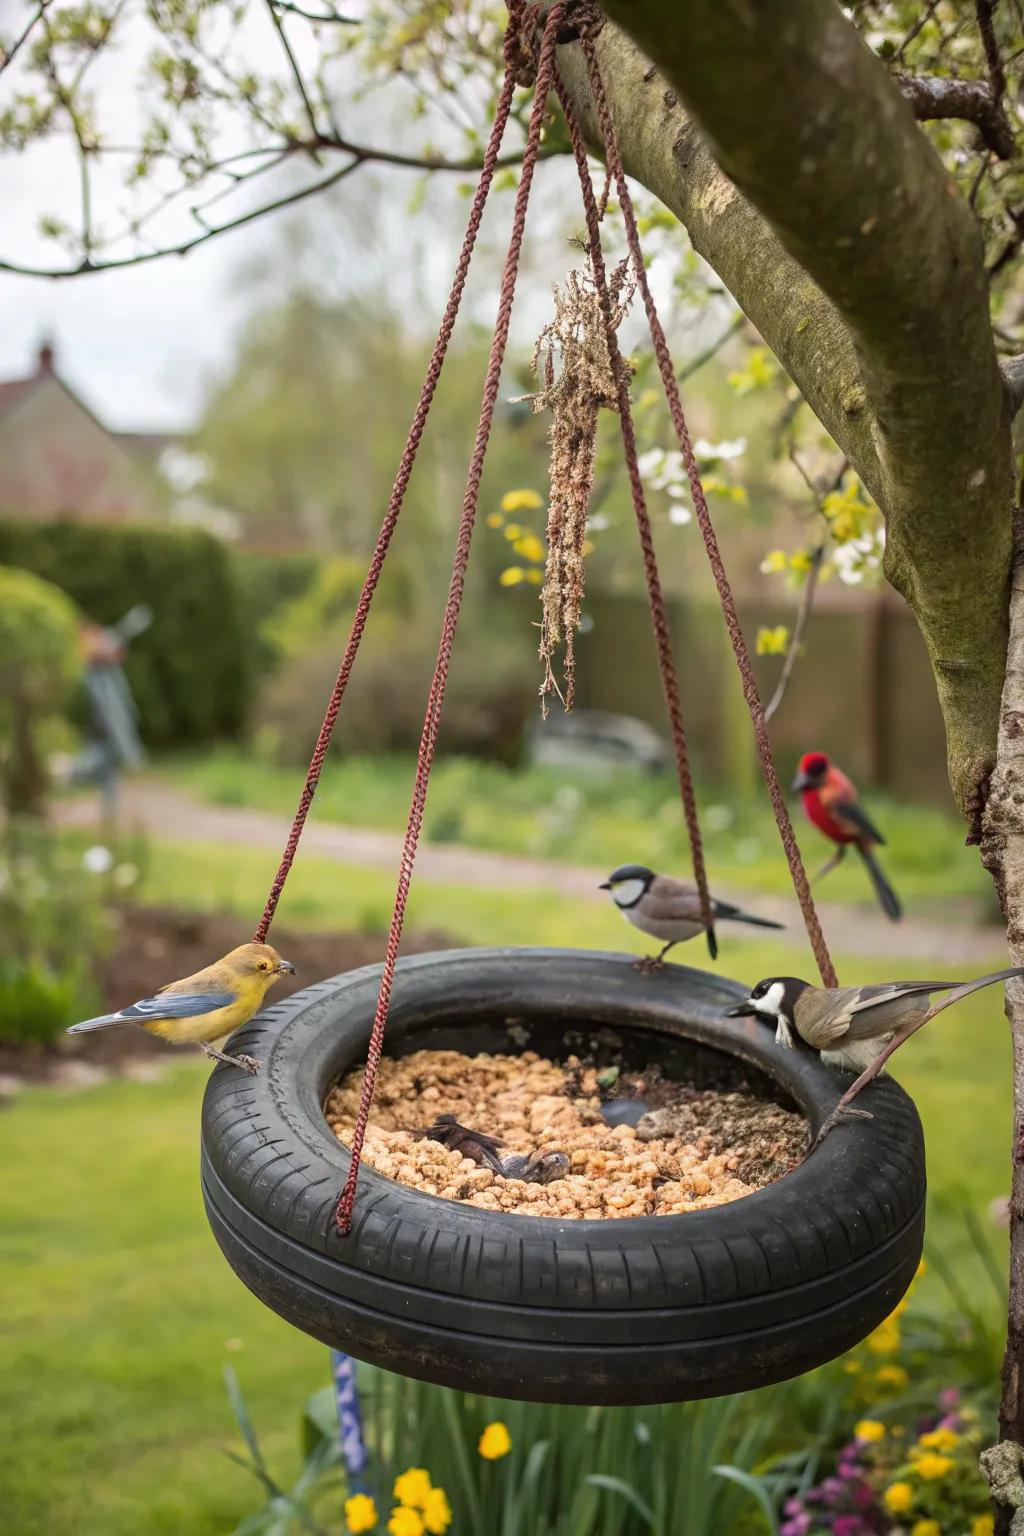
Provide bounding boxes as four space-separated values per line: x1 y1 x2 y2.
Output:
983 514 1024 1530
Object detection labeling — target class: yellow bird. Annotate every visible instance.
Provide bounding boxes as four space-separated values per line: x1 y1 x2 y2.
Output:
66 942 295 1075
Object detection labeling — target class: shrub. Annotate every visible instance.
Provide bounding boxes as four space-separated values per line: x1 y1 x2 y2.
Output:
231 547 321 671
258 614 535 767
0 566 81 815
0 822 142 1045
0 518 253 746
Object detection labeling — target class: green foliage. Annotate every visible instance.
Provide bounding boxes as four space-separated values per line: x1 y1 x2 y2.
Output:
226 1242 1004 1536
263 557 374 661
228 1367 784 1536
0 821 141 1044
0 519 254 747
0 566 81 815
232 549 322 671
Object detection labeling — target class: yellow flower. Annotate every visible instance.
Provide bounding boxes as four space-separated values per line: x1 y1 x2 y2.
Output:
919 1427 959 1452
501 489 542 513
843 1360 862 1375
912 1452 954 1480
486 511 504 529
883 1482 914 1515
499 567 525 587
478 1421 512 1460
760 549 787 574
503 523 524 541
388 1510 424 1536
756 624 789 656
972 1517 995 1536
422 1487 452 1534
911 1522 940 1536
874 1365 909 1390
866 1317 901 1354
788 549 814 574
345 1493 379 1533
393 1469 432 1509
916 1258 927 1278
854 1419 886 1443
525 569 542 585
513 533 545 563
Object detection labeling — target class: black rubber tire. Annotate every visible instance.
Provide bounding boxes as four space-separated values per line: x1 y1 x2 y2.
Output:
201 948 925 1405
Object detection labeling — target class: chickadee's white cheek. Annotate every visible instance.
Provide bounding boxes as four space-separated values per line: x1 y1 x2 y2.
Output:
610 878 646 908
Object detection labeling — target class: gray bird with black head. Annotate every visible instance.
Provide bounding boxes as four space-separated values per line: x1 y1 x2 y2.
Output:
600 864 783 967
729 968 1024 1130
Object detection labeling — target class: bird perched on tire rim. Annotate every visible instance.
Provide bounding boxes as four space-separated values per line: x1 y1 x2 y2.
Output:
792 751 901 921
65 942 295 1074
729 966 1024 1146
600 864 783 969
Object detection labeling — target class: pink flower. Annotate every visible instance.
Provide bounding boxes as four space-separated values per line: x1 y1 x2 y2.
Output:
833 1517 866 1536
783 1498 805 1516
938 1387 960 1411
821 1476 846 1504
780 1516 812 1536
838 1462 862 1480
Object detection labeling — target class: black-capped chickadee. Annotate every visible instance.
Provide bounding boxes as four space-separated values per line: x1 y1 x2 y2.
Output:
600 863 783 966
729 967 1024 1145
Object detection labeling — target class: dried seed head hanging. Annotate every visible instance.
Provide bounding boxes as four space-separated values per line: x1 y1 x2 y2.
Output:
520 250 635 712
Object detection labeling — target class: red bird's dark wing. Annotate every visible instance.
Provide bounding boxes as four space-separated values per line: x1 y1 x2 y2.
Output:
829 796 886 846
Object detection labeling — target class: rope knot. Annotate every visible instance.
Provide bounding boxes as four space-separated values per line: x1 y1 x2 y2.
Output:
504 1 602 86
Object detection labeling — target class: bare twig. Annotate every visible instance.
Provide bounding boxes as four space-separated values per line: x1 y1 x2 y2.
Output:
263 0 323 156
677 311 745 383
1 137 554 278
270 0 359 20
763 448 848 723
764 543 825 722
893 0 940 62
0 0 53 76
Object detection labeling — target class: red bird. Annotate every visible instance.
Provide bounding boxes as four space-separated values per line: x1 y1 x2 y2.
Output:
792 751 902 922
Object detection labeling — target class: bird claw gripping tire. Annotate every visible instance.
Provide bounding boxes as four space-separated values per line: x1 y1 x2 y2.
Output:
201 948 925 1405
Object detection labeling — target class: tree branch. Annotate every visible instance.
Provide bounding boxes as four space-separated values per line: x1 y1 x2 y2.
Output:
558 2 1014 813
1003 354 1024 418
0 137 549 278
895 71 1016 160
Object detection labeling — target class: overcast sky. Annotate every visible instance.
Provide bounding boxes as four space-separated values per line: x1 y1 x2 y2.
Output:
0 2 596 433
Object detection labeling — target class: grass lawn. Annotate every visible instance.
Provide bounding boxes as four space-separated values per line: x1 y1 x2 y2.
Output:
1 834 1012 1535
161 748 994 918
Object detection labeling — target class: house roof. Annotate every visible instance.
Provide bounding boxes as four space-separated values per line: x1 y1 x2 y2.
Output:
0 373 43 418
0 339 178 459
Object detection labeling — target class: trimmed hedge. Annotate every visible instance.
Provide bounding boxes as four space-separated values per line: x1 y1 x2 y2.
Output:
0 519 253 746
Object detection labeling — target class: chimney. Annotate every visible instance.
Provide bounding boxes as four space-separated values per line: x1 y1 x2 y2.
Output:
37 337 55 374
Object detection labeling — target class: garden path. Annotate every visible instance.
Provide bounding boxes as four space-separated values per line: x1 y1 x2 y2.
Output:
57 780 999 964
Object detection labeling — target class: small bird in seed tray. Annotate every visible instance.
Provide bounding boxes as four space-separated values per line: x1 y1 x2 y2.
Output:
66 942 294 1074
729 967 1024 1147
415 1116 569 1183
792 751 901 921
601 864 782 967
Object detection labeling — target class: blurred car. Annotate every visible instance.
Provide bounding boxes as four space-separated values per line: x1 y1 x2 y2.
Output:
527 709 670 775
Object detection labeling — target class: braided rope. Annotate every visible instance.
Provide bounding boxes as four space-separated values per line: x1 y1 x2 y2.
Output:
555 75 717 957
577 34 837 989
333 3 566 1234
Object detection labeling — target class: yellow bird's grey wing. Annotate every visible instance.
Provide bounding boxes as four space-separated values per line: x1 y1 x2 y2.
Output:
67 990 236 1033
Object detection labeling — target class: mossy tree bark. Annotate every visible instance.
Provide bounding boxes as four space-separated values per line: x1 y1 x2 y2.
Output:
556 1 1024 1519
